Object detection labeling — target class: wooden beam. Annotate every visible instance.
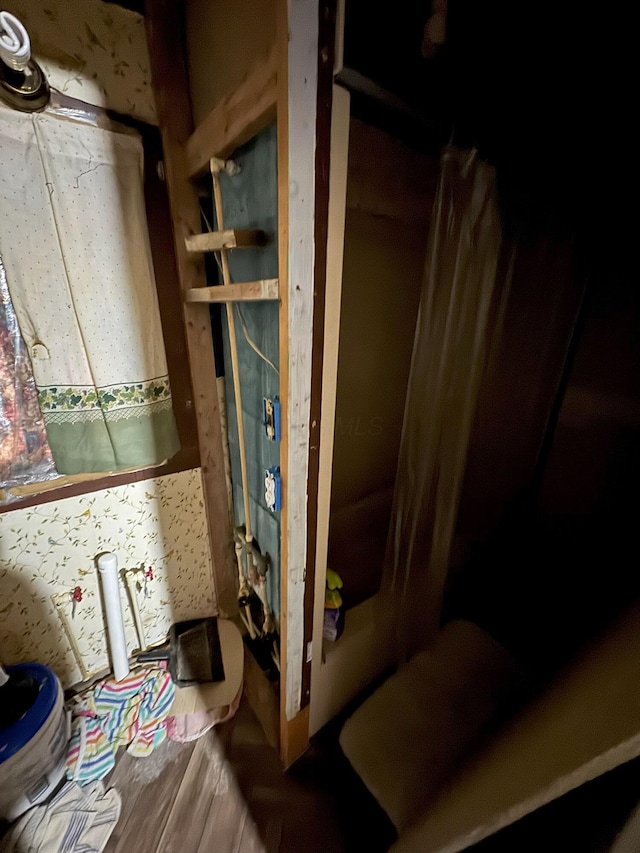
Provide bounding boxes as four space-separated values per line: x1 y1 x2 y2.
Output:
0 464 155 502
185 229 265 253
185 279 279 303
277 0 292 764
277 0 320 764
299 0 337 712
309 83 352 736
185 47 278 178
145 0 237 617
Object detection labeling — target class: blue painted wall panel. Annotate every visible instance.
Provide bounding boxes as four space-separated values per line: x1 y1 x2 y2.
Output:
213 123 281 619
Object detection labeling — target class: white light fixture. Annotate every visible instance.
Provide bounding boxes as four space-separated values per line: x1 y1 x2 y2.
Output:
0 10 50 112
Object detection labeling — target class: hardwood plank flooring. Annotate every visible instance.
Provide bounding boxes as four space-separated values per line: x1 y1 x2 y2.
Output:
156 736 229 853
105 739 197 853
103 693 640 853
102 698 394 853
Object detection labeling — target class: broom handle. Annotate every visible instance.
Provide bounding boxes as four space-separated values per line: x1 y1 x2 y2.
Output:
211 166 253 544
137 645 170 662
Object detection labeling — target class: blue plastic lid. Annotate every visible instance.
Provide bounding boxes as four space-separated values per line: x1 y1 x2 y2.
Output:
0 663 59 765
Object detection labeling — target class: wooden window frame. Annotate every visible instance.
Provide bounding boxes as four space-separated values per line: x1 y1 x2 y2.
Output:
0 102 198 513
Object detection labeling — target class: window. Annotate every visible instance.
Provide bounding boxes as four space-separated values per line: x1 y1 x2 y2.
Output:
0 103 197 509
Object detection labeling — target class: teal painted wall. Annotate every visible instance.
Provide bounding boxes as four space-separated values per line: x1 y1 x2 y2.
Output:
211 123 281 619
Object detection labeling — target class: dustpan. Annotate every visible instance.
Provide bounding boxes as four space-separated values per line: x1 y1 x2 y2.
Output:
169 620 244 722
137 617 224 687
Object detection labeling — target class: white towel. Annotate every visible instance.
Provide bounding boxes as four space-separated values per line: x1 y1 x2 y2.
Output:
0 781 121 853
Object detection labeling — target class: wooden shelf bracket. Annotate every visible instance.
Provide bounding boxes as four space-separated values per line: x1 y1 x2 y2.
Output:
185 229 266 253
185 279 280 303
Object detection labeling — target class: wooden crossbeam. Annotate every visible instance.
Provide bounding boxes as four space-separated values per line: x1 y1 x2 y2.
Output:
185 279 279 303
185 229 265 253
185 48 278 178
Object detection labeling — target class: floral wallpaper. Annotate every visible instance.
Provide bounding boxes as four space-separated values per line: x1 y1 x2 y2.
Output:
0 469 216 687
4 0 156 124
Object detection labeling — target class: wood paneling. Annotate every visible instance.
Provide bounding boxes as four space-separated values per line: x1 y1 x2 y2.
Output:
185 0 277 127
185 49 278 178
328 121 437 609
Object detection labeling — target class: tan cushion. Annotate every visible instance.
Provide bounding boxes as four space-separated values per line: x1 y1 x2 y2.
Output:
339 620 518 831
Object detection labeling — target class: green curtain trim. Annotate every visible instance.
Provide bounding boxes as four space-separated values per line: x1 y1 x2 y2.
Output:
44 407 180 475
38 376 172 414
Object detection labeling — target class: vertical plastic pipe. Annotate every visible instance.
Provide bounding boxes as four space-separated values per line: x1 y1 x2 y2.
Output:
97 553 129 681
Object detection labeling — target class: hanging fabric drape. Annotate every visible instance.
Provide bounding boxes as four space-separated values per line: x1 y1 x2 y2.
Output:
386 147 507 658
0 254 57 488
0 107 179 474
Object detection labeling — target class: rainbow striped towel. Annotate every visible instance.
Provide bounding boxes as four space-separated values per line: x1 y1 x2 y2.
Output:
66 668 175 782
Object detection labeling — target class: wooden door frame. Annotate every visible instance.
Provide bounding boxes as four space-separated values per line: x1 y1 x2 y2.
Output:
146 0 334 764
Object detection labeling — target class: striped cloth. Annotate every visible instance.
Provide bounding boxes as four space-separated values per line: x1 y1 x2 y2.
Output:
0 781 121 853
93 668 174 756
65 714 115 785
66 667 175 783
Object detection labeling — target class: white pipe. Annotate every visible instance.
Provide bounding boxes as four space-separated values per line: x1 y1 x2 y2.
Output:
0 12 31 72
97 553 129 682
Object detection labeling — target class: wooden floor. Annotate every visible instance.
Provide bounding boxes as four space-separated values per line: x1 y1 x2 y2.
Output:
103 698 395 853
104 688 640 853
5 692 640 852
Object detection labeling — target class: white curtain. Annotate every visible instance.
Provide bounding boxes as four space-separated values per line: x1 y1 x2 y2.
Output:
386 147 507 657
0 106 179 474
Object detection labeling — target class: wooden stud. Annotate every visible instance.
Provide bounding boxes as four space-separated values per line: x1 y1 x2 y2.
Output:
299 0 338 712
145 0 237 617
185 229 265 253
277 0 321 764
185 46 278 178
185 280 279 303
276 0 293 764
309 84 351 735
